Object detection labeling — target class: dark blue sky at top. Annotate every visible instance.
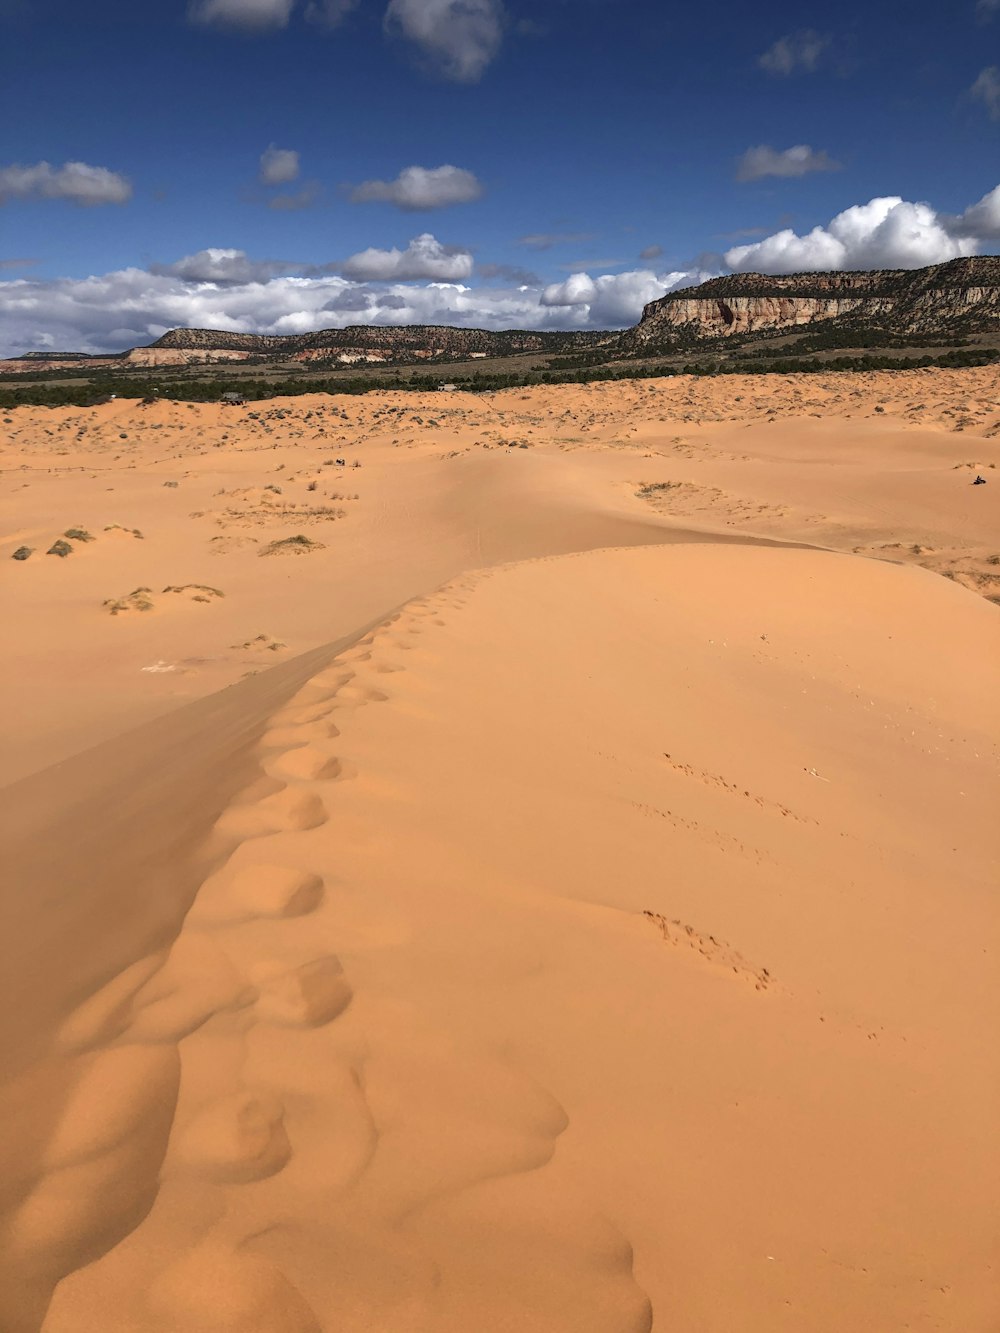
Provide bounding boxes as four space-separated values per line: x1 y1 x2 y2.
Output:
0 0 997 349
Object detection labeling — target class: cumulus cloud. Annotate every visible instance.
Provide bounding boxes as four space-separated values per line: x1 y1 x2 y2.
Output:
0 160 132 206
188 0 296 29
726 195 981 273
736 144 841 182
384 0 505 81
340 232 475 281
0 251 704 358
259 144 300 185
758 29 830 75
150 248 291 284
949 183 1000 239
971 66 1000 118
348 164 483 210
541 268 695 325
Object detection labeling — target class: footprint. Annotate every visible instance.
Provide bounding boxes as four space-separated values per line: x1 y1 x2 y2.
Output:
334 684 388 705
174 1091 291 1184
190 864 325 924
253 956 353 1027
269 701 336 727
148 1244 321 1332
258 721 340 750
216 788 327 839
264 747 346 783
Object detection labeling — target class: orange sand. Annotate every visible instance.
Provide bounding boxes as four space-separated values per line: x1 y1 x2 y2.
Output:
0 368 998 1331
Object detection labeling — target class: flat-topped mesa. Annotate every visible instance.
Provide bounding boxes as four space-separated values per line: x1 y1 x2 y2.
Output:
149 324 608 364
628 256 1000 346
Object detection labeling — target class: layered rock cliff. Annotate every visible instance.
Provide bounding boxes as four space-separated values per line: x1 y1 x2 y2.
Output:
627 257 1000 348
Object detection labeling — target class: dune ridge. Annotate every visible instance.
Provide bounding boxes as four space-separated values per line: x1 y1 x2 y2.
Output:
1 369 998 1330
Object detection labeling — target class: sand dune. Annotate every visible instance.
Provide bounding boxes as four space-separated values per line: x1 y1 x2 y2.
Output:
1 369 998 1330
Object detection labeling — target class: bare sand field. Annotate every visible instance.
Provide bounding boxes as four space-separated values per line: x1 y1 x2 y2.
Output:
1 368 998 1331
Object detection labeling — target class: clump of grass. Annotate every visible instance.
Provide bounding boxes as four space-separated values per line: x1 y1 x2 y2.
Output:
636 481 679 499
104 587 155 615
259 534 326 557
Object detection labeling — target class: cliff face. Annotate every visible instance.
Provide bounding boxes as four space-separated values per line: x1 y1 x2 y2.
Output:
628 257 1000 347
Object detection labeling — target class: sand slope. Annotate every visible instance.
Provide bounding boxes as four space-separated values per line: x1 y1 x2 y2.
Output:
1 538 996 1331
2 367 997 783
1 369 998 1330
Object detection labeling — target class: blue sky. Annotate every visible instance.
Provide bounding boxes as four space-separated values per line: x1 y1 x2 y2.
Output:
1 0 998 353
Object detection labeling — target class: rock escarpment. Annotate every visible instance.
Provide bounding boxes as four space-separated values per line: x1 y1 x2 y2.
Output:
628 257 1000 347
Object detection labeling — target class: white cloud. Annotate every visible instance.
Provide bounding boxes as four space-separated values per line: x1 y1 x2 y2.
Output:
954 183 1000 238
758 29 830 75
971 66 1000 119
150 248 292 284
0 160 132 206
736 144 841 182
341 232 475 281
384 0 505 81
541 269 695 325
726 195 980 273
259 144 300 185
188 0 296 30
0 253 703 358
349 164 483 210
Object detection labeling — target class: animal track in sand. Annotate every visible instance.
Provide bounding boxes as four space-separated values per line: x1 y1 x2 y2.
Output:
215 786 327 839
189 863 326 924
629 801 773 865
662 753 816 825
173 1090 292 1183
252 956 353 1028
642 912 773 991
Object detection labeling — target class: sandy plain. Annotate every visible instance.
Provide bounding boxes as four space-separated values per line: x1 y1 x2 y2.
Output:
0 367 998 1331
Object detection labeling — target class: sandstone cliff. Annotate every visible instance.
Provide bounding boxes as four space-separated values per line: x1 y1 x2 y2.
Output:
627 257 1000 348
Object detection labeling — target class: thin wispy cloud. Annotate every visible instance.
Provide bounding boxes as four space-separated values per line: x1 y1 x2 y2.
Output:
348 164 484 210
304 0 359 26
0 160 132 206
188 0 296 31
971 66 1000 118
736 144 841 182
758 29 831 75
267 183 319 210
518 232 595 250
